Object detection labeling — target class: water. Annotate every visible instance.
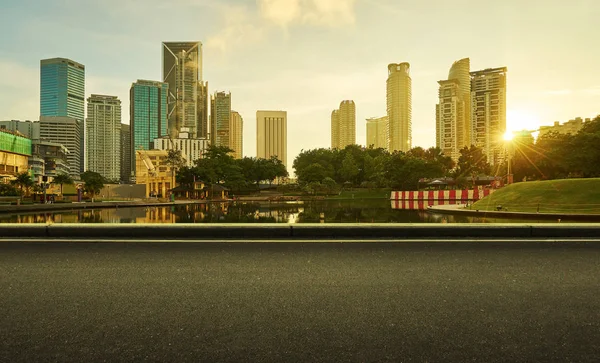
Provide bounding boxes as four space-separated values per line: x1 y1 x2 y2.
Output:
0 199 570 224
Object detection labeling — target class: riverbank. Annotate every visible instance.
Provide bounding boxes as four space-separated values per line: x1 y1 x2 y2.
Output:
0 199 211 214
427 203 600 221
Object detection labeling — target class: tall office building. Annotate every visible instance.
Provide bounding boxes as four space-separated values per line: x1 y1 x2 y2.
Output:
86 95 121 181
386 62 412 152
331 100 356 149
230 111 243 159
470 67 507 165
162 42 205 138
40 58 85 120
437 58 471 161
39 116 83 178
366 116 388 150
130 80 168 179
210 91 232 148
256 110 287 168
120 123 132 183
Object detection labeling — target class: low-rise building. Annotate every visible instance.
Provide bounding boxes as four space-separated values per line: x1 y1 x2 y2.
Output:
538 117 591 138
135 149 173 198
29 140 70 183
0 129 32 183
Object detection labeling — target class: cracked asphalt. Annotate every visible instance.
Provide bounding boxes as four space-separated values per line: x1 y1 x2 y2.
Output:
1 241 599 362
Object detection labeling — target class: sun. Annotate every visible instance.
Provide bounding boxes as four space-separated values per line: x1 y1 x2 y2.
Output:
506 109 542 133
503 130 514 141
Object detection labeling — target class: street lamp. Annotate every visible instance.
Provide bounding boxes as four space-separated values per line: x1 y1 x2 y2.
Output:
504 131 514 185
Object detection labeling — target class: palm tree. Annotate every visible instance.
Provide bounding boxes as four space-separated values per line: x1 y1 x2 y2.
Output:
10 172 34 199
52 173 74 200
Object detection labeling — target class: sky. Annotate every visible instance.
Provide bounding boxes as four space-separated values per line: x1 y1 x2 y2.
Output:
1 0 599 171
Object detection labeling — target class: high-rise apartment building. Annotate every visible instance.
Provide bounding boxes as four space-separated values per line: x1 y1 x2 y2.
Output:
437 58 471 161
230 111 243 159
331 100 356 149
538 117 591 138
120 123 132 183
39 116 83 178
86 95 121 181
162 42 206 138
470 67 507 165
40 58 85 120
129 80 168 179
210 91 232 148
256 110 287 168
387 62 412 152
366 116 388 150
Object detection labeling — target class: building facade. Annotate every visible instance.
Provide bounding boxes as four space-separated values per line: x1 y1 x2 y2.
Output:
120 123 132 183
39 116 83 178
0 120 40 139
135 149 172 198
210 91 232 148
470 67 507 165
130 80 168 179
162 42 205 138
86 95 121 181
230 111 243 159
366 116 388 150
154 127 210 167
0 129 31 183
40 58 85 120
387 62 412 152
538 117 591 138
256 110 287 168
331 100 356 149
30 140 70 183
437 58 471 162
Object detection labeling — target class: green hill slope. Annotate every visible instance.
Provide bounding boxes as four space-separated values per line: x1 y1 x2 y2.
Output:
470 179 600 214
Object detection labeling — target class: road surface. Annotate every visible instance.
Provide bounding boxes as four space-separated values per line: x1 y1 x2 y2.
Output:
1 240 599 362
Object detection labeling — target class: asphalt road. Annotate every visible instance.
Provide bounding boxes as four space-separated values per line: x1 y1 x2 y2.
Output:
1 241 599 362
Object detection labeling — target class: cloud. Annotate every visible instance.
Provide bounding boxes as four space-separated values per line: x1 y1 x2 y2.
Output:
258 0 356 27
205 5 266 53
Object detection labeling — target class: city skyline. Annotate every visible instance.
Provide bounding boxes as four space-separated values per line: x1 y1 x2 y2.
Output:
1 0 599 169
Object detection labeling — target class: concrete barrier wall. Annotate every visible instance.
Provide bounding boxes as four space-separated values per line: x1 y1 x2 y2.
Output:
1 223 600 239
391 189 493 201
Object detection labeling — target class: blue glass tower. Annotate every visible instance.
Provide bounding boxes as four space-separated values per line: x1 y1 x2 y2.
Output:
40 58 85 120
129 80 168 177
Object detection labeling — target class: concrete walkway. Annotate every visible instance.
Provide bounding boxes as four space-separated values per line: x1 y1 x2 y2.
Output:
427 203 600 221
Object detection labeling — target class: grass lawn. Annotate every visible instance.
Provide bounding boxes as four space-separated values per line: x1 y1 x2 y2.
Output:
470 178 600 214
325 188 392 200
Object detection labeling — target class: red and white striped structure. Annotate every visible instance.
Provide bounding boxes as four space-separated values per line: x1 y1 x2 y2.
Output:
390 189 493 202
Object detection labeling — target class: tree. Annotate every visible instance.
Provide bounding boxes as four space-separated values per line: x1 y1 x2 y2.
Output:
454 145 491 183
10 172 34 197
0 183 19 196
52 173 74 199
340 153 360 185
80 171 105 200
164 149 186 191
300 163 328 184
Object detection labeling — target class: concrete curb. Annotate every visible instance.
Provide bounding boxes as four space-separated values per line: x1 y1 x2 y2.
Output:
1 223 600 239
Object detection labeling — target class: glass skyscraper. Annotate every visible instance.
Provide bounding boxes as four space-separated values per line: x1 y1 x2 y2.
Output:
40 58 85 120
129 80 168 178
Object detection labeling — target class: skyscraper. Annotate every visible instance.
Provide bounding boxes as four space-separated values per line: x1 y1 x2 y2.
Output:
86 95 121 181
256 110 287 168
162 42 205 138
197 81 209 139
120 123 131 183
331 100 356 149
230 111 243 159
366 116 388 150
470 67 507 165
40 58 85 120
130 80 168 179
39 116 83 178
386 62 412 152
210 91 232 148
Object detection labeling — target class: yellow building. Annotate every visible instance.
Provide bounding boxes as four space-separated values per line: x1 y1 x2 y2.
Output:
387 62 412 152
331 100 356 149
256 110 287 168
538 117 591 138
135 149 174 198
366 116 388 150
0 129 31 183
230 111 243 159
